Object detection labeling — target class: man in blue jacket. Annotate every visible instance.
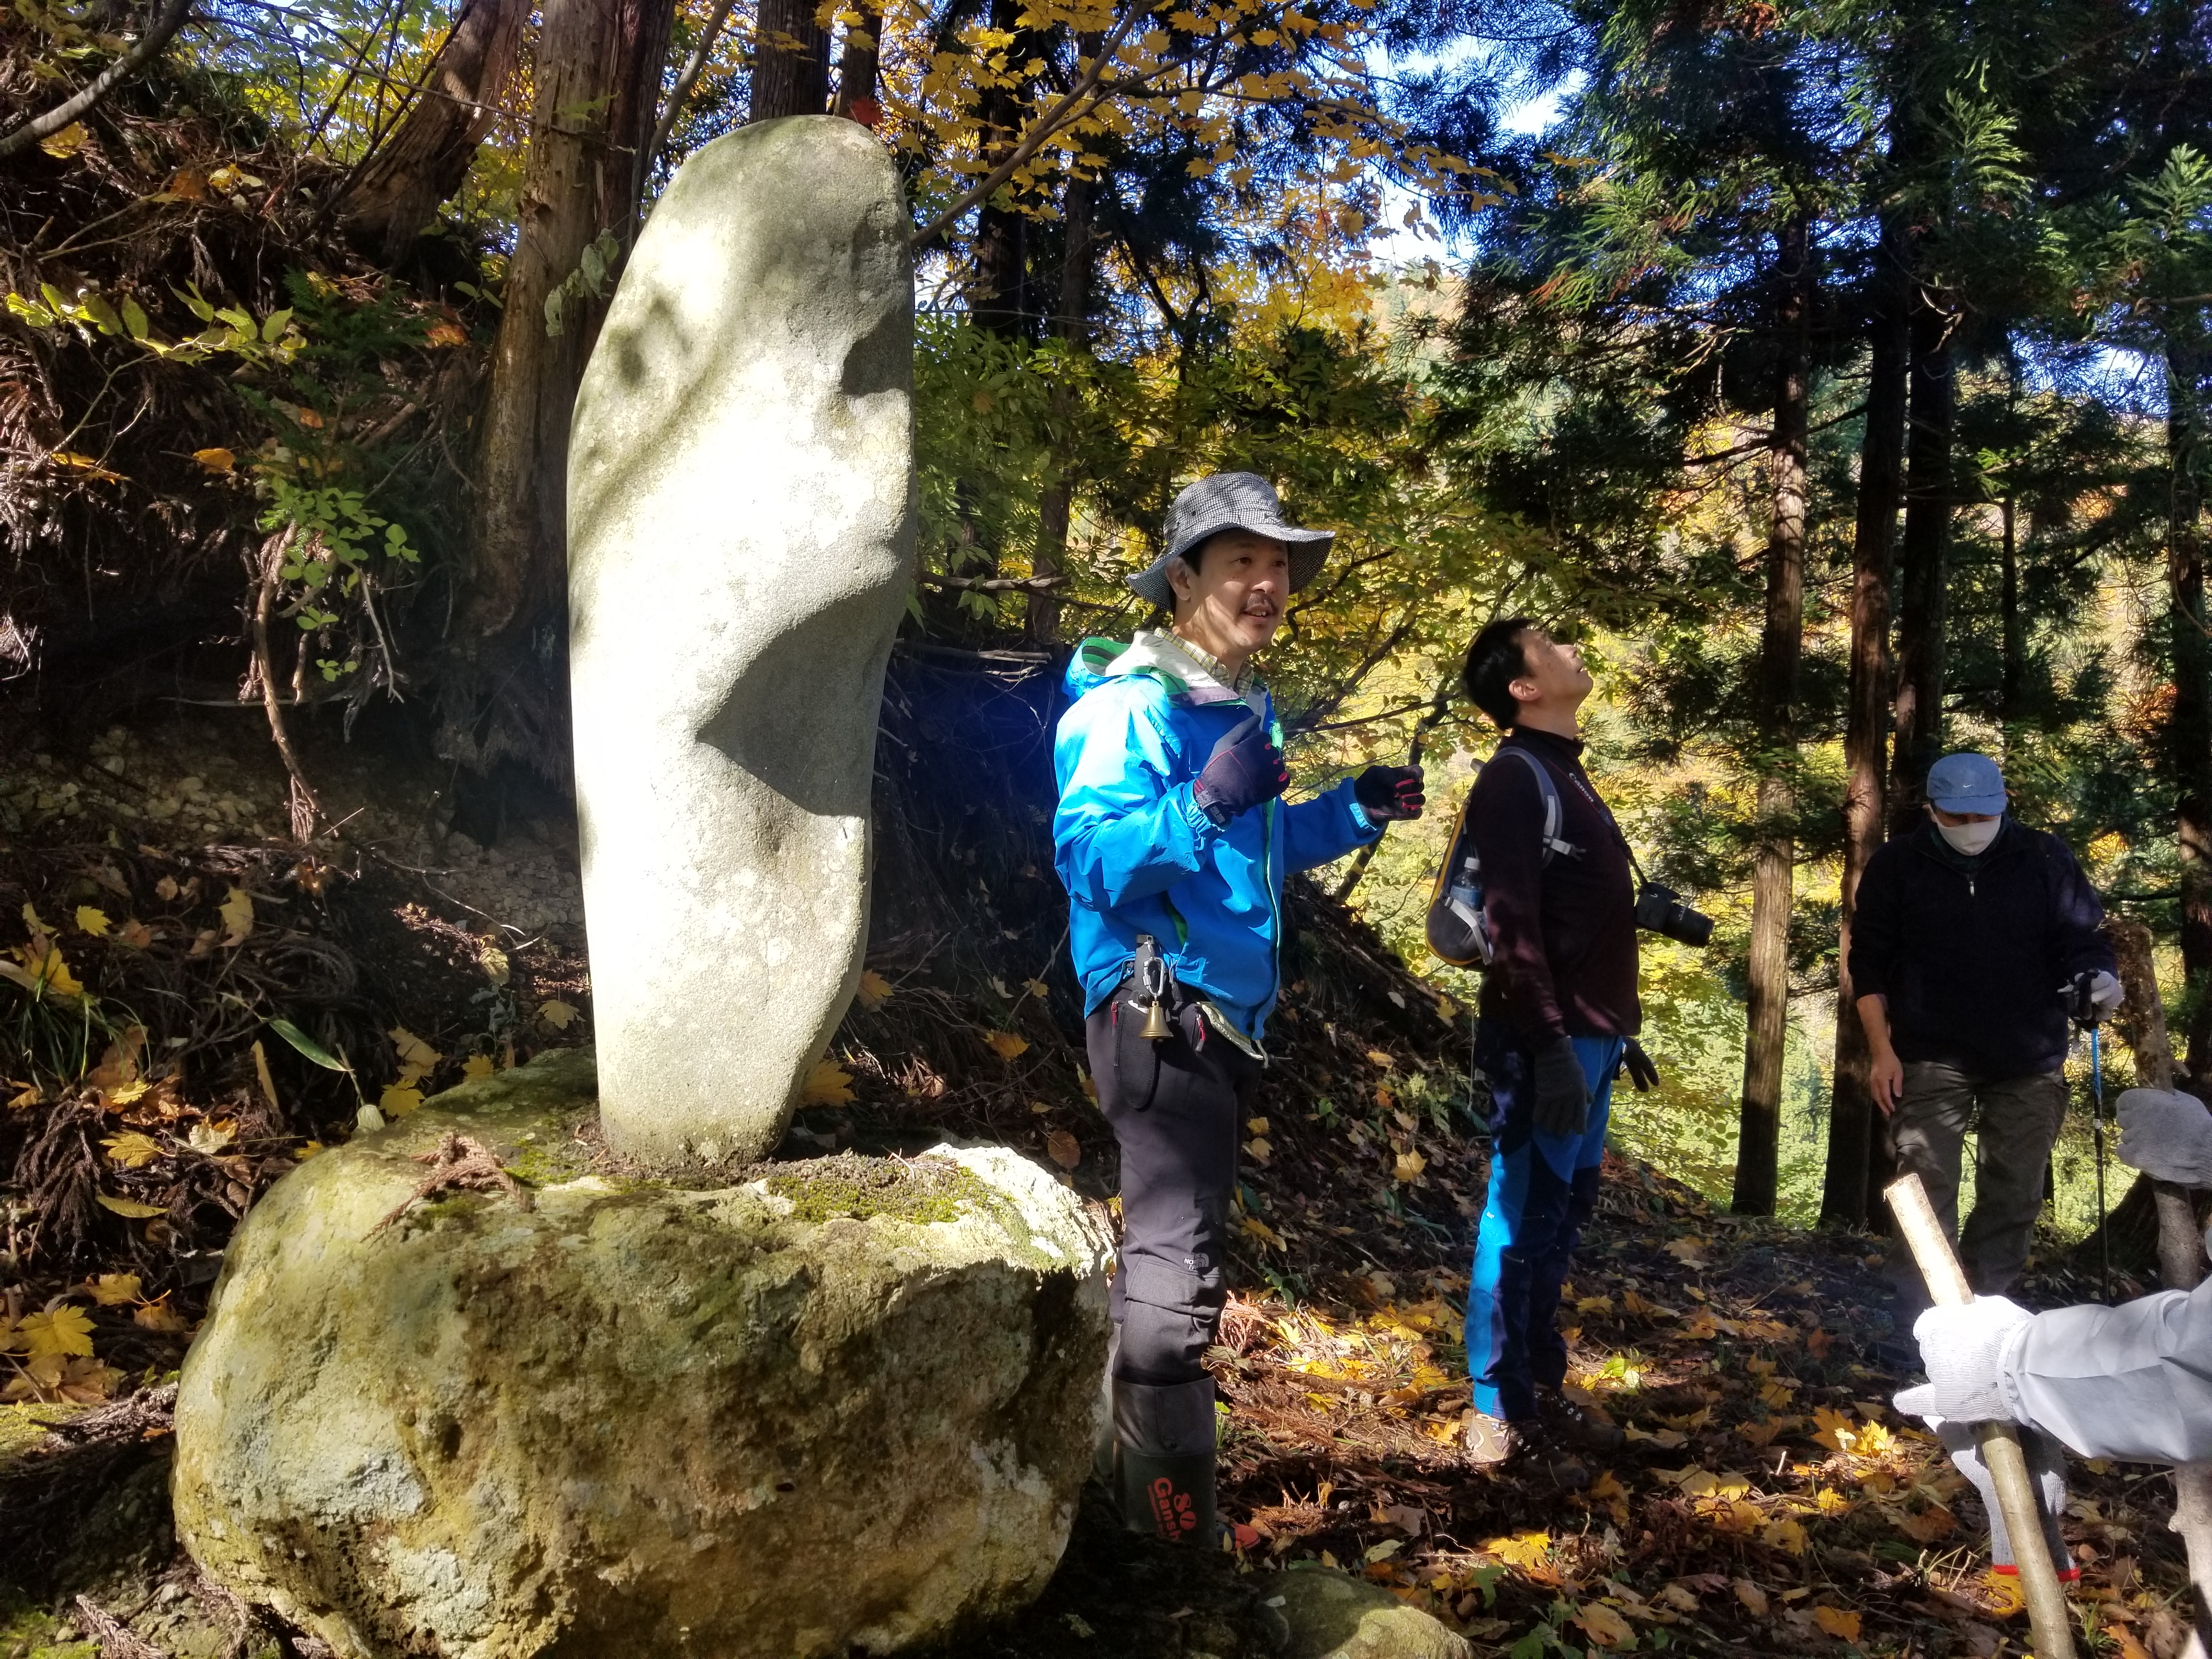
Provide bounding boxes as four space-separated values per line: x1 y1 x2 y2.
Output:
1849 752 2120 1340
1054 471 1424 1542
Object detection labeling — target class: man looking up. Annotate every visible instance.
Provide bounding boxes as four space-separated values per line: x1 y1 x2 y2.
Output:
1458 617 1643 1471
1849 751 2119 1350
1054 472 1426 1542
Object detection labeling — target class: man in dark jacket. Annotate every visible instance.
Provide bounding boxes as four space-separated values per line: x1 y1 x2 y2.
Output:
1458 616 1650 1470
1849 751 2120 1329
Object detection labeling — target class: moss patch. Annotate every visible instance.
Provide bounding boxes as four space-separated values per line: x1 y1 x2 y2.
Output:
751 1152 987 1226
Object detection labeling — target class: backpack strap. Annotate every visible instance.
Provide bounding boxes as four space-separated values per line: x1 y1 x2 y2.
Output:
1498 744 1581 864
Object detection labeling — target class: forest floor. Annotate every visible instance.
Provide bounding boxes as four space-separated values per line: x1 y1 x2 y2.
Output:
0 669 2200 1659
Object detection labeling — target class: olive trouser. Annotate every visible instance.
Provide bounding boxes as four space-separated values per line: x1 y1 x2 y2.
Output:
1885 1061 2069 1325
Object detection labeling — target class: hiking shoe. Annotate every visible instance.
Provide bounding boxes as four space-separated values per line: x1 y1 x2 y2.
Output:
1463 1410 1520 1467
1537 1386 1625 1453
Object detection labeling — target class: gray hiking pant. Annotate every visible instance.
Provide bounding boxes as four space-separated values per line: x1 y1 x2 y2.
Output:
1885 1062 2069 1323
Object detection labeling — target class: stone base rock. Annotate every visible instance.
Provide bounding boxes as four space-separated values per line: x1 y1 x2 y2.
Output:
1267 1566 1473 1659
172 1049 1111 1659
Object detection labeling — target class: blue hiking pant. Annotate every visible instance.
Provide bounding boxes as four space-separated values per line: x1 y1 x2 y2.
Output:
1465 1020 1621 1423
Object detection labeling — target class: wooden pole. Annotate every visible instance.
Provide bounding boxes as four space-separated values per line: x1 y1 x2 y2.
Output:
1886 1173 2078 1659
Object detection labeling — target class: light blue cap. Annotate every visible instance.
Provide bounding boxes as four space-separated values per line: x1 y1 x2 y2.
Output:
1927 751 2007 815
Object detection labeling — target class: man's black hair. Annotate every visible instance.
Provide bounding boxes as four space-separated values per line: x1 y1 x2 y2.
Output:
1463 616 1539 729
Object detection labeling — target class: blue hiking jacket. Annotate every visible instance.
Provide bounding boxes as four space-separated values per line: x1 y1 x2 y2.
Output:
1053 630 1380 1043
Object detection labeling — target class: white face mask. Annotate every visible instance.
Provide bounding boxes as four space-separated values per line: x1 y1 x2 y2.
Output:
1937 816 2001 856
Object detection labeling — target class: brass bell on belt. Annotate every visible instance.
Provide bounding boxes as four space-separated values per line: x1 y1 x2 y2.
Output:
1139 994 1173 1042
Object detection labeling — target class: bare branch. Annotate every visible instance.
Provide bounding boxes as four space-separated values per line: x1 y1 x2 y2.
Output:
0 0 196 160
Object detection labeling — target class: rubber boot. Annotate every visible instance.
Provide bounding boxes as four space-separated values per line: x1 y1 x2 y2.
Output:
1113 1375 1217 1544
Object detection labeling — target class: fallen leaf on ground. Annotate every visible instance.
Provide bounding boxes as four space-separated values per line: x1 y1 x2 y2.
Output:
985 1030 1030 1060
802 1060 855 1105
1813 1606 1861 1641
1733 1579 1769 1617
192 446 235 473
135 1300 189 1333
217 884 253 946
380 1085 424 1118
102 1131 162 1168
87 1273 140 1305
856 970 895 1009
18 1307 95 1358
95 1194 165 1218
1393 1149 1426 1182
74 906 110 936
1572 1602 1633 1647
462 1055 495 1080
538 999 579 1029
1046 1130 1081 1169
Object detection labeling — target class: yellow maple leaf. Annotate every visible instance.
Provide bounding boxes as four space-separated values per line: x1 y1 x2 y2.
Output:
217 884 253 946
1246 1116 1269 1135
1763 1516 1809 1555
6 1081 40 1110
74 906 110 936
87 1273 140 1306
1245 1135 1272 1164
855 969 895 1009
1572 1602 1633 1648
1980 1571 2025 1618
19 1306 95 1358
21 901 49 934
1392 1149 1426 1182
1023 977 1051 998
187 1119 235 1155
192 447 235 473
389 1027 442 1072
462 1054 495 1080
984 1030 1030 1060
1731 1578 1769 1617
802 1060 855 1105
478 943 510 986
39 121 88 158
95 1193 165 1218
1812 1606 1861 1641
1364 1048 1395 1069
1483 1531 1551 1571
538 999 579 1030
101 1130 162 1168
1812 1405 1857 1453
379 1084 424 1118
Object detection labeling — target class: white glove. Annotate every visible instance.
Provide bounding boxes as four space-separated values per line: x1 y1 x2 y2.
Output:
2058 969 2124 1023
1920 1414 2072 1576
1894 1297 2034 1425
2118 1088 2212 1187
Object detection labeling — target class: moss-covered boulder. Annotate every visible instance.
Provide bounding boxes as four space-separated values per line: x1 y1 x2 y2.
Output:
171 1049 1113 1659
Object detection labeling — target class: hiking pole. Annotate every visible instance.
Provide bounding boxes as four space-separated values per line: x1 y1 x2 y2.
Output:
2090 1019 2111 1304
1886 1173 2079 1659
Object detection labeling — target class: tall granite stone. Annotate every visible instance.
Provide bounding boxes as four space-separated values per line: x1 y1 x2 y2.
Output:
567 115 914 1165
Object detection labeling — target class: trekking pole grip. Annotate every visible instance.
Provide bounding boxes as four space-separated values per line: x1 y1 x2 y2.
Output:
1884 1173 2079 1659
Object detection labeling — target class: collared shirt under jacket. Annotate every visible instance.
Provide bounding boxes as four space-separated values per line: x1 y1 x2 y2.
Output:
1846 820 2114 1078
1053 630 1379 1045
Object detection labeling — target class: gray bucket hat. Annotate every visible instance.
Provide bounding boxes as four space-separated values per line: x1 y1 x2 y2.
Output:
1127 472 1335 608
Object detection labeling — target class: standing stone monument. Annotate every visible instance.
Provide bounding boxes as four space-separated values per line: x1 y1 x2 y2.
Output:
568 114 915 1165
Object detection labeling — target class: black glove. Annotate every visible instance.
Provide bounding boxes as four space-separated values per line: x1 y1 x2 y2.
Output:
1193 715 1290 827
1353 764 1425 822
1531 1036 1590 1138
1620 1038 1658 1093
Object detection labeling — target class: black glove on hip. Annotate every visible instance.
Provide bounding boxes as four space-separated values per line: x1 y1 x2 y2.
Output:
1531 1036 1590 1138
1353 764 1425 822
1193 715 1290 827
1620 1038 1658 1093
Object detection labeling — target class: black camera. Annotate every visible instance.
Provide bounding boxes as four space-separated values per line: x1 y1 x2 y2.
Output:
1635 882 1713 948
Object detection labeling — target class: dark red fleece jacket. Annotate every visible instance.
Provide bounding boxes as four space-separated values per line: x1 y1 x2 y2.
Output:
1469 726 1640 1042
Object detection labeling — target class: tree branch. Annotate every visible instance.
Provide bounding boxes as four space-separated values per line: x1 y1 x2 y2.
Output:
909 0 1149 253
0 0 195 160
639 0 740 207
